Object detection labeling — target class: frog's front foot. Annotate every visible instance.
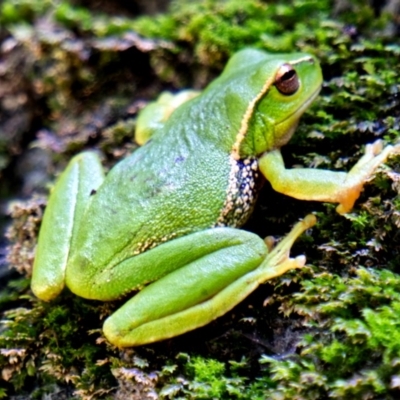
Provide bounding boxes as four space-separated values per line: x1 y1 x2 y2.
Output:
336 140 397 214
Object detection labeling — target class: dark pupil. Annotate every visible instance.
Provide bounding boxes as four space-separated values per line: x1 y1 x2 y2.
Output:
280 69 296 82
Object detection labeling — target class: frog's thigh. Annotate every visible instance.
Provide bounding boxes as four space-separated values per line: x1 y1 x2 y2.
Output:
260 143 394 214
70 228 267 301
103 229 266 347
103 216 315 347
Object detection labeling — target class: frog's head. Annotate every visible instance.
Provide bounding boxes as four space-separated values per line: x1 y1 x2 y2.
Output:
226 50 323 159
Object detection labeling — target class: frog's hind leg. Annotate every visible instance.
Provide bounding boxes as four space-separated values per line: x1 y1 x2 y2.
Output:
102 215 316 347
31 152 104 301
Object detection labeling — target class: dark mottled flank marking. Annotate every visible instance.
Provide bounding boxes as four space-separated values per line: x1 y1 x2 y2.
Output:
216 157 262 228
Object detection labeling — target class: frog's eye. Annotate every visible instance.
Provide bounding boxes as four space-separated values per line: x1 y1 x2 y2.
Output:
274 64 299 95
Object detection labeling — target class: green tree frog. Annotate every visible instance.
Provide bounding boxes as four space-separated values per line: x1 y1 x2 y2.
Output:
31 48 395 347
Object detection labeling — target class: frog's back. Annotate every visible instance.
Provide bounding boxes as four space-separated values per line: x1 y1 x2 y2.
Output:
71 126 230 272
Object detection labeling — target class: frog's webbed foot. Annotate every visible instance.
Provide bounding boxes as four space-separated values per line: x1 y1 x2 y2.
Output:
336 140 397 214
258 214 316 280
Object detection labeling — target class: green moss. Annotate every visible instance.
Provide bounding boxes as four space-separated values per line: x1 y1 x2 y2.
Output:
260 268 400 398
0 0 52 25
132 0 333 64
0 285 117 397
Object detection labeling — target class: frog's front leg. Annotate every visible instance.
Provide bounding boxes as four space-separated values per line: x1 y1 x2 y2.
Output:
31 152 105 301
98 215 315 347
259 141 396 214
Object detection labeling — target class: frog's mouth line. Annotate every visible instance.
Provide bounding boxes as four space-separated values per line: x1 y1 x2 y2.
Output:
270 85 321 148
276 85 321 127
